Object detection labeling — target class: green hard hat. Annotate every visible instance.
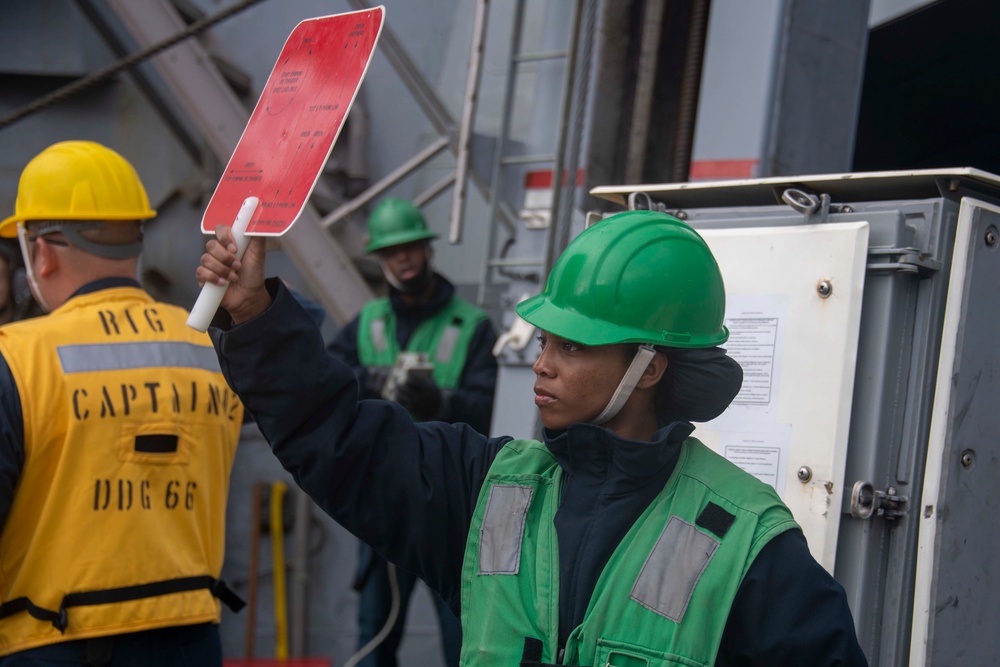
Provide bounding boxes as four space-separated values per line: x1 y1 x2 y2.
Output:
364 197 438 253
516 210 729 348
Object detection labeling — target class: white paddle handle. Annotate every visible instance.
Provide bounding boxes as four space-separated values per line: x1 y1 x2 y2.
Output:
187 196 260 332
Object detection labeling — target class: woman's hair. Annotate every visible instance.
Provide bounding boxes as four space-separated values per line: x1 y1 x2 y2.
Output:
652 346 743 423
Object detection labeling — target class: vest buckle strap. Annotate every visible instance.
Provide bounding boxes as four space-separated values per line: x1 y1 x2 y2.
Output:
210 577 247 613
0 596 67 632
0 575 246 633
56 606 69 632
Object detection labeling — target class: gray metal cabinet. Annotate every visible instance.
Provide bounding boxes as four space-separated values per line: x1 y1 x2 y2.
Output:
591 169 1000 667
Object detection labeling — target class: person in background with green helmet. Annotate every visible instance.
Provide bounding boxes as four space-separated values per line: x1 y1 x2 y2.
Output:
197 210 868 666
0 141 245 666
326 197 498 667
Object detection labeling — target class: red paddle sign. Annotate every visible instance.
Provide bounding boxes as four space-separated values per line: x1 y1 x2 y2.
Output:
187 7 384 332
201 7 384 235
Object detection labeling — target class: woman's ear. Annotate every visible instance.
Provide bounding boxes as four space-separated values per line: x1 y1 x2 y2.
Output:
636 350 668 389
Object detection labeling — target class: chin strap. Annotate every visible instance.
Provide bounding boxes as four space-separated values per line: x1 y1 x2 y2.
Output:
377 256 406 291
16 222 50 313
592 344 657 425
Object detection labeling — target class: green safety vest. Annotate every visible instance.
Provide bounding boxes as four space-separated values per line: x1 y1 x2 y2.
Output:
460 437 798 667
357 295 488 389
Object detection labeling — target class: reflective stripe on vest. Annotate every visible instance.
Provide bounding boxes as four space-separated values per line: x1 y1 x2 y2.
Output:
631 515 720 623
57 341 223 374
434 322 461 364
478 484 533 575
370 318 388 355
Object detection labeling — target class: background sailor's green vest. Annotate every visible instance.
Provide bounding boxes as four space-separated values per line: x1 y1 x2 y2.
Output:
357 296 487 388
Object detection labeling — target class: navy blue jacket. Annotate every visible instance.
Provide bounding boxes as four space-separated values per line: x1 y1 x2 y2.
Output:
212 280 868 666
327 272 497 435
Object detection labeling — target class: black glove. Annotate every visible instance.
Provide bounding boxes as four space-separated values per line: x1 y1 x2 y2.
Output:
394 373 443 421
363 366 391 399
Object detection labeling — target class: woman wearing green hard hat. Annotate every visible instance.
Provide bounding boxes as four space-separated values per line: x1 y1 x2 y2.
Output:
198 210 868 666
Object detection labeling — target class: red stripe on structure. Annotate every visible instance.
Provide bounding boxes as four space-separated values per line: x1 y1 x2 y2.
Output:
689 159 759 180
524 169 585 189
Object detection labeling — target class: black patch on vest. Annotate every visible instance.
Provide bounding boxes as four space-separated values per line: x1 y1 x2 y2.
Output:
519 637 561 666
134 434 179 454
520 637 561 667
696 502 736 538
452 316 464 326
522 637 543 662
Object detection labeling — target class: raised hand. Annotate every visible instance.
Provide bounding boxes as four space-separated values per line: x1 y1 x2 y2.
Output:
195 224 271 323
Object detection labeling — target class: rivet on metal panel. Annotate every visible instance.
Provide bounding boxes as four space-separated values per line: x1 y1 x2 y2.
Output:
797 466 812 482
817 279 833 298
984 226 998 249
960 449 976 470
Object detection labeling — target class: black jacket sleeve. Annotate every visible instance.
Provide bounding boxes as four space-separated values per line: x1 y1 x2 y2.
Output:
0 354 23 532
326 315 375 396
716 528 869 666
212 280 509 611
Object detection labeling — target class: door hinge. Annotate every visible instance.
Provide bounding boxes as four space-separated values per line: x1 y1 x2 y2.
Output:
851 481 909 521
867 246 941 274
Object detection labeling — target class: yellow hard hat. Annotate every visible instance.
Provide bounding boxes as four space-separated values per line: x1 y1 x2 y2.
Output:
0 140 156 238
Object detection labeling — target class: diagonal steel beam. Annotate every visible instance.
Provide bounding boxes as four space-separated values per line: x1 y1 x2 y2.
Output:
343 0 517 237
344 0 454 137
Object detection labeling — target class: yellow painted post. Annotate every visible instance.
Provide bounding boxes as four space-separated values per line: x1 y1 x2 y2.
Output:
270 481 289 661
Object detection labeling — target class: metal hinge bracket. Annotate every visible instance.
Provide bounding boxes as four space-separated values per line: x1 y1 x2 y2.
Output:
867 246 941 274
851 480 909 521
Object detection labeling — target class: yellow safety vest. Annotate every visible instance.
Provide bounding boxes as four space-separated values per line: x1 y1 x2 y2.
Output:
0 287 243 656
